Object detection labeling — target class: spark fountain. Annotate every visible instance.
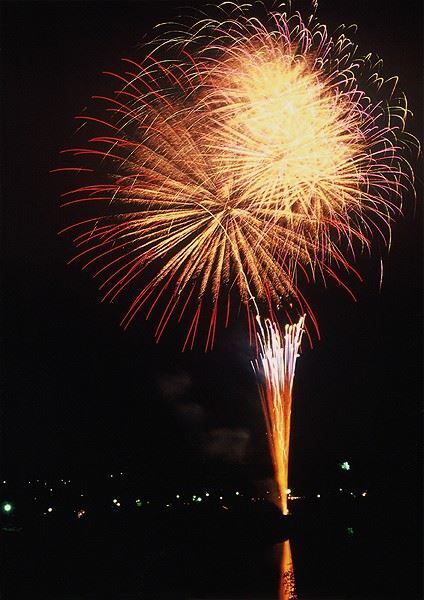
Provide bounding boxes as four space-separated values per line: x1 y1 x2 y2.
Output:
253 316 305 600
253 316 305 516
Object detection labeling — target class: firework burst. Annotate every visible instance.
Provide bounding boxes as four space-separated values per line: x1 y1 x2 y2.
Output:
54 2 415 347
167 3 415 269
58 91 316 350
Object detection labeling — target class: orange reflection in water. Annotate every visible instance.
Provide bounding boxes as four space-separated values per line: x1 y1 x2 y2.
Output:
278 539 297 600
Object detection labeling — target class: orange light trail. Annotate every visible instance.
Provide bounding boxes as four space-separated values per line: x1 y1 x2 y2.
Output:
253 316 305 515
253 316 304 598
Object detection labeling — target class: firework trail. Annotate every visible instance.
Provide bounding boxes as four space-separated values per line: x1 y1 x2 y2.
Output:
252 314 304 598
253 316 305 515
54 2 415 348
252 316 304 599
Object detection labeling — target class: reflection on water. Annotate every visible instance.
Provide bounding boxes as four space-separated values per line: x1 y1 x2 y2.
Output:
3 488 421 599
278 539 297 600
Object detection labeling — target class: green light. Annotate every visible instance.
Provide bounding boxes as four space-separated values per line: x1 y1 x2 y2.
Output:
340 461 351 471
2 501 13 514
347 527 354 535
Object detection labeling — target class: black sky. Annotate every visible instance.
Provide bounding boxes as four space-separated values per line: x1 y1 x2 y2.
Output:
1 0 422 500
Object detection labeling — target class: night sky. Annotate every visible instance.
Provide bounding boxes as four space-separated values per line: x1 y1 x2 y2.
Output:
1 0 422 509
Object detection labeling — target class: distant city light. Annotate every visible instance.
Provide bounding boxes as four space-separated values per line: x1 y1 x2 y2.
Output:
2 502 13 514
3 473 375 524
340 461 351 471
